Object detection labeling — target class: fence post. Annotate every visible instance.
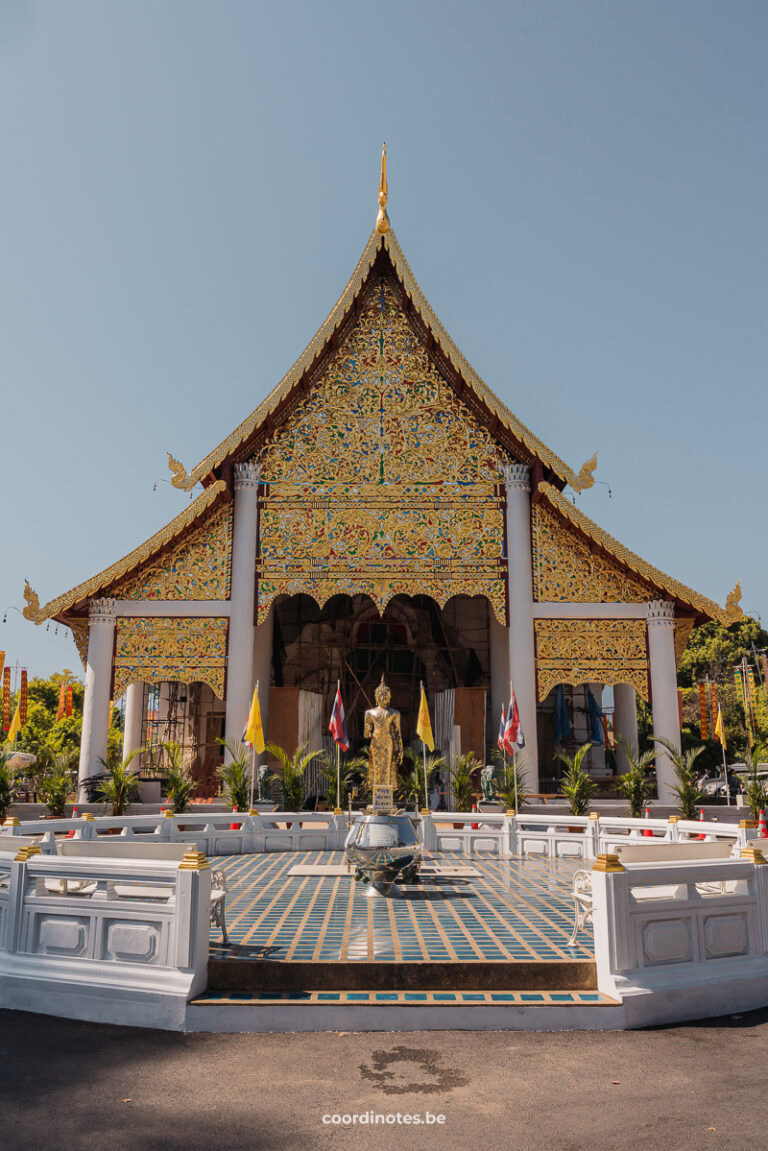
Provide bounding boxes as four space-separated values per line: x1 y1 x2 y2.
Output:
2 818 22 837
4 845 39 954
175 851 211 999
667 815 680 842
80 812 96 841
419 812 436 854
501 811 516 858
587 812 600 860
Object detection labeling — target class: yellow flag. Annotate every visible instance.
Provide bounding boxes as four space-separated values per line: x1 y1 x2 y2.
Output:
714 706 727 750
6 703 21 746
416 683 434 752
243 683 265 753
0 652 4 681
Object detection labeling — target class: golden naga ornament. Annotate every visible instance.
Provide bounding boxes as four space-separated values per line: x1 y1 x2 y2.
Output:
724 582 743 625
168 451 192 490
375 142 390 234
571 453 598 492
22 580 44 623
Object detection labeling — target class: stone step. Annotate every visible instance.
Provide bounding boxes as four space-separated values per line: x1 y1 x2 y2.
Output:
192 988 615 1007
207 957 596 993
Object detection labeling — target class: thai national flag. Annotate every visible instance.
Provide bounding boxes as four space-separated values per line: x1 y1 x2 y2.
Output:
497 703 506 753
503 691 525 753
329 687 349 752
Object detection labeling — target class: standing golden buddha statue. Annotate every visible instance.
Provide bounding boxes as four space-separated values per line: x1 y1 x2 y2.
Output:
363 675 403 795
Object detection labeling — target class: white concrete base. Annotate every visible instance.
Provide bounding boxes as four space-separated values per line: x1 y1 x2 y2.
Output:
184 1002 627 1033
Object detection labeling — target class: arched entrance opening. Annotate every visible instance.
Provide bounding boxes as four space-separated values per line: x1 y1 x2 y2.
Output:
268 592 493 787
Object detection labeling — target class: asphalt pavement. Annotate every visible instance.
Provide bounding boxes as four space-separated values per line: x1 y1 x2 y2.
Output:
1 1007 764 1151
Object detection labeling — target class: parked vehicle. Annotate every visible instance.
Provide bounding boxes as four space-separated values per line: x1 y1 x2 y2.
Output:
698 772 742 799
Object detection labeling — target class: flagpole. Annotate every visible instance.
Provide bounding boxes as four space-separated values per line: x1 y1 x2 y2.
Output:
336 679 341 811
420 681 429 812
249 680 259 810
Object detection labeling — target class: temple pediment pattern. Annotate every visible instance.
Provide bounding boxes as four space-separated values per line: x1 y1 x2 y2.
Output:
531 502 653 603
257 276 509 623
109 503 233 601
112 617 228 700
534 618 650 701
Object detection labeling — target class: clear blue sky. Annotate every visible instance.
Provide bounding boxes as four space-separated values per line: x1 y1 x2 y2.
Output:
1 0 765 682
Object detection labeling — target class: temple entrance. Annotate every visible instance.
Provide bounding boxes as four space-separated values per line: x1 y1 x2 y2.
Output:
270 593 491 766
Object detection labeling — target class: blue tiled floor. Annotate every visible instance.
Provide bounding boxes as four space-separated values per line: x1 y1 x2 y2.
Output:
209 851 594 963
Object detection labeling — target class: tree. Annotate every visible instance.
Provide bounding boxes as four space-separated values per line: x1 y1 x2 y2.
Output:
37 754 77 817
678 618 768 688
0 749 19 822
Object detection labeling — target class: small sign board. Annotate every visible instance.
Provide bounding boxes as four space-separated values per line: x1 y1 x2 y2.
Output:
372 785 395 814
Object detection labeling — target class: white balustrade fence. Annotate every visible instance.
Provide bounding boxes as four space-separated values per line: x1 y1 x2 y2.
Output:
0 845 210 1029
591 852 768 1026
2 810 760 862
3 811 348 854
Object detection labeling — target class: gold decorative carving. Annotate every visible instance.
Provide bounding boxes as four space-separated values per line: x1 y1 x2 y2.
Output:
538 482 732 625
168 452 191 490
112 617 228 700
532 503 653 604
534 618 649 702
571 453 598 492
69 619 89 671
725 582 744 625
22 580 44 623
674 618 695 668
179 228 585 492
111 503 232 601
375 142 390 234
257 276 509 622
31 481 227 621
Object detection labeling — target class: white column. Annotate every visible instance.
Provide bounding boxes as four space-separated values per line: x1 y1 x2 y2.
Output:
502 463 539 789
613 683 639 773
224 458 260 751
647 599 679 804
78 597 116 798
122 681 144 761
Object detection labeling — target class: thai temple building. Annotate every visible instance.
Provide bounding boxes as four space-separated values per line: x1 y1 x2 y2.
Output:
24 150 742 804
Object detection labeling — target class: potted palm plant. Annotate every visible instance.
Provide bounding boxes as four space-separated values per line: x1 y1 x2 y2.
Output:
737 745 766 821
216 739 252 812
614 736 656 818
397 751 445 811
158 740 198 815
554 742 596 825
492 749 528 813
653 736 707 820
95 749 143 817
265 742 322 812
449 752 481 818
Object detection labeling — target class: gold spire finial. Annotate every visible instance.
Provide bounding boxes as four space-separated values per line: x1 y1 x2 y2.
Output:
375 142 390 234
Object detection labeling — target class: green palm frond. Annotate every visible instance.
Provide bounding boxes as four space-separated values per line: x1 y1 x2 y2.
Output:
554 741 596 816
